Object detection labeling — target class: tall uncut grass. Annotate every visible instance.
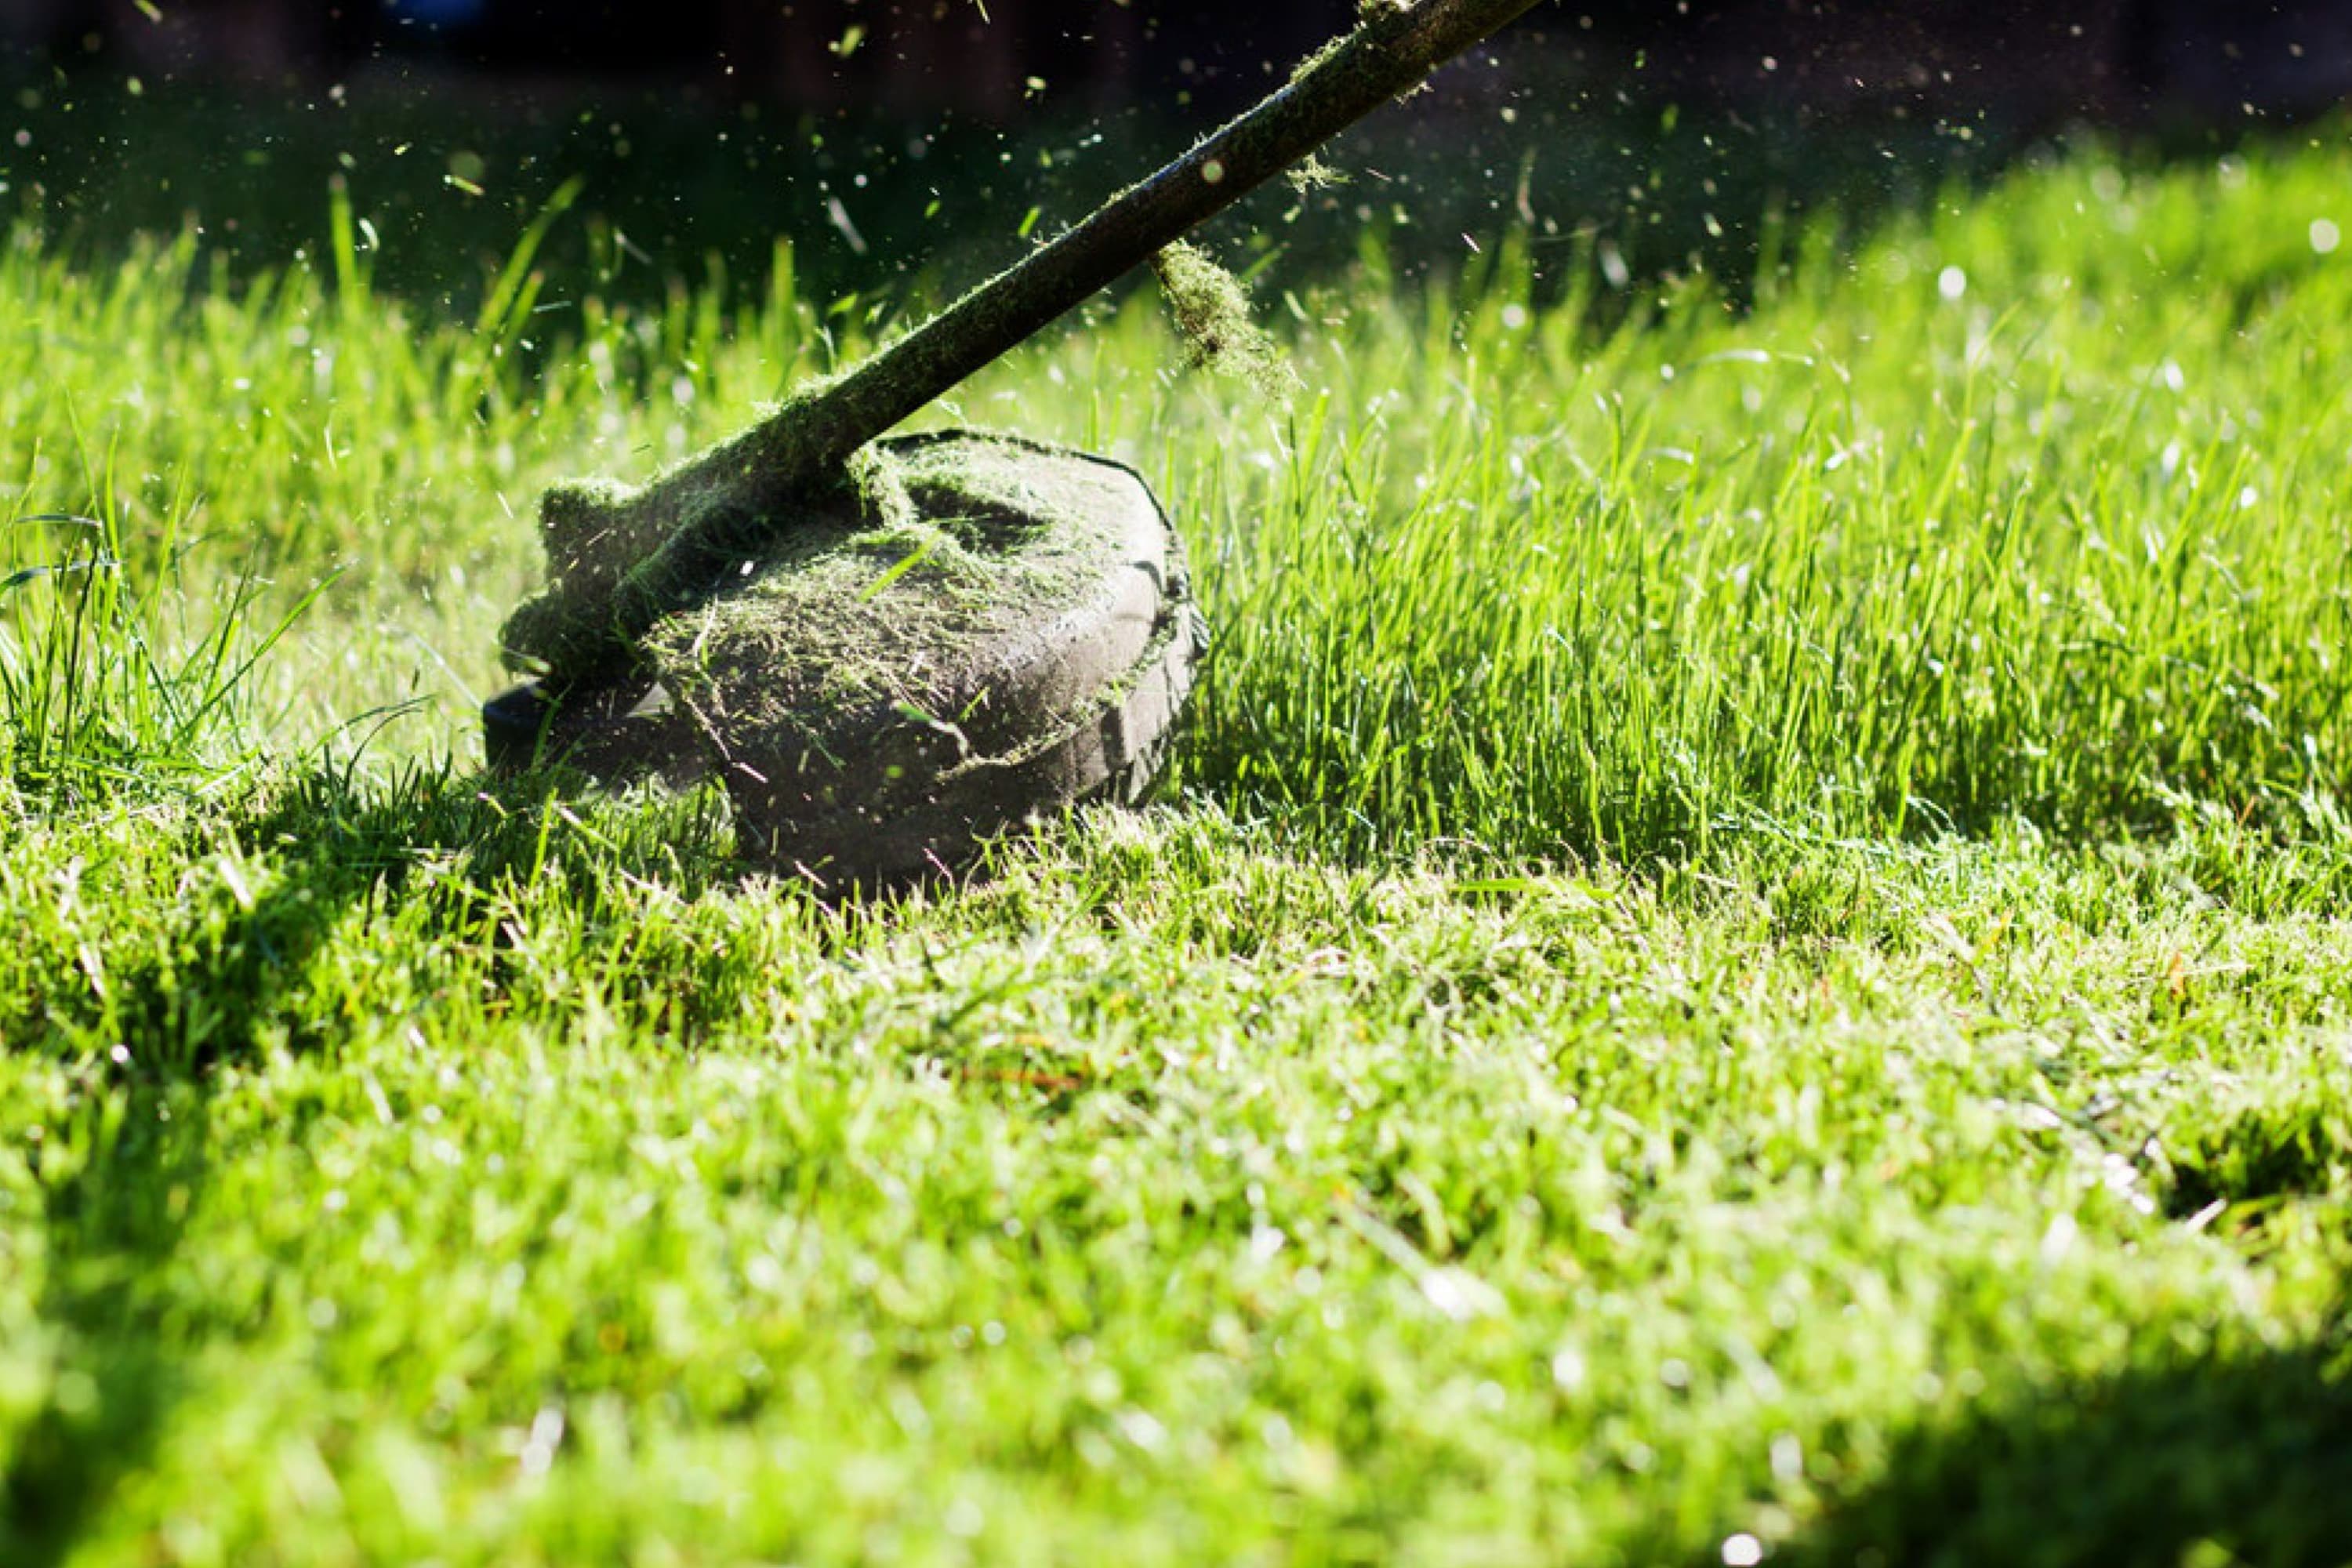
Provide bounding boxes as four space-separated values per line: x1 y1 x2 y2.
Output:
4 144 2347 859
0 478 325 803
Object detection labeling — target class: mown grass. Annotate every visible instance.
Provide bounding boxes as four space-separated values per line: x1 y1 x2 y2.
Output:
2 124 2350 1566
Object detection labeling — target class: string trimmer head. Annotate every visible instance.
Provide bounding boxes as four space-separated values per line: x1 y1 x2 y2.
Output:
487 432 1205 888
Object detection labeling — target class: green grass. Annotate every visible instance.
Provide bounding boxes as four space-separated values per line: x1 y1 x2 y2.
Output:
3 125 2351 1566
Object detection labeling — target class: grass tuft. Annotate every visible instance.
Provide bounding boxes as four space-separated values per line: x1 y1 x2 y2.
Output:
1 481 328 806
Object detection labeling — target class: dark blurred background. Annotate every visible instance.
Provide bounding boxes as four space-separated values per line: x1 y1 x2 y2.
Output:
2 2 2349 320
5 1 2350 122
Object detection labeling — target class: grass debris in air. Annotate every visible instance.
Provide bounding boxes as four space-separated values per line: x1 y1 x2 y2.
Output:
2 130 2351 1564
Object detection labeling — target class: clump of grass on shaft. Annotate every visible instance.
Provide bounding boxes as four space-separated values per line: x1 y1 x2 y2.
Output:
1151 240 1291 397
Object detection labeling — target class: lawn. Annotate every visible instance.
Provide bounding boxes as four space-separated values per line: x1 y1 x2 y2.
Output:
3 123 2351 1565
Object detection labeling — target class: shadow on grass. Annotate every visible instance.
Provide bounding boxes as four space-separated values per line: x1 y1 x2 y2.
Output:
0 760 735 1559
1751 1328 2352 1568
0 773 408 1560
1 1077 213 1567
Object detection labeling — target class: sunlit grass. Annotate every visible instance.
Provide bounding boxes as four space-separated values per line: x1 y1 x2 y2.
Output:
6 146 2347 857
2 131 2350 1564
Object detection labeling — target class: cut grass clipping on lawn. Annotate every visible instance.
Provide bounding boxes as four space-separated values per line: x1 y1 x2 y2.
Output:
3 131 2352 1564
